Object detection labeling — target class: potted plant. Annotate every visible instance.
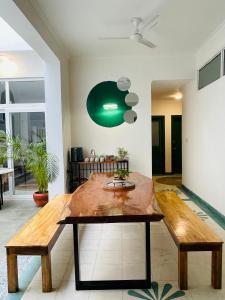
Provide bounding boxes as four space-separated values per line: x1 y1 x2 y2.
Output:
24 140 59 207
0 130 22 167
117 147 128 161
114 169 129 181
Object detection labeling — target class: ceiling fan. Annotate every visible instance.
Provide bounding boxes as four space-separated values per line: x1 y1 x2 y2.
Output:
99 15 159 49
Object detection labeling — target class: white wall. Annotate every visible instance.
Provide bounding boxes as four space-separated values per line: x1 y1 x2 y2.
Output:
152 98 182 173
0 51 44 78
183 22 225 215
70 55 194 176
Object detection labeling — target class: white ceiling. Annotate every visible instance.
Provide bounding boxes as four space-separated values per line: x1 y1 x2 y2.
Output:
29 0 225 57
152 79 190 101
0 17 32 51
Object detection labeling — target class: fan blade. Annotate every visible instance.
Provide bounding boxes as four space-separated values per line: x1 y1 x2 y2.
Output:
140 15 159 33
138 38 157 48
98 37 129 40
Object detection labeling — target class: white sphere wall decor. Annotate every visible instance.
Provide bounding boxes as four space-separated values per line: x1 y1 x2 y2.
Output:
123 110 137 124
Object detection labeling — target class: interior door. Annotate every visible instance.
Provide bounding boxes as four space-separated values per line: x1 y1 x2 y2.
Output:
171 115 182 173
152 116 165 174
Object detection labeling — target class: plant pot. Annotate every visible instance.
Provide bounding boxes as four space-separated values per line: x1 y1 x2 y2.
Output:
33 192 48 207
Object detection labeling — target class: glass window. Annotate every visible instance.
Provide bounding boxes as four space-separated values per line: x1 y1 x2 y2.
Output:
0 81 6 104
224 50 225 75
11 112 46 195
0 113 6 132
198 53 221 89
9 80 45 103
12 112 45 142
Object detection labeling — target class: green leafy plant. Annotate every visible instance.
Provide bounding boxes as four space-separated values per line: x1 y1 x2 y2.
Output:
0 130 23 166
114 169 129 180
24 140 59 194
117 147 128 160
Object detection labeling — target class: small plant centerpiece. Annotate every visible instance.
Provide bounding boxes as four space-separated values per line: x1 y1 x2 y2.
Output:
114 169 129 181
24 140 59 207
113 169 130 187
103 169 135 191
117 147 128 161
104 169 135 191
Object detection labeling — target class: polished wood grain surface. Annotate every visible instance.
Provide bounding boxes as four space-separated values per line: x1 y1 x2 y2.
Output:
6 194 71 251
59 172 163 224
156 191 223 290
156 192 223 246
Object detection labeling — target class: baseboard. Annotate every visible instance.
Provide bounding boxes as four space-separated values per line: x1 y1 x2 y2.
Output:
181 185 225 230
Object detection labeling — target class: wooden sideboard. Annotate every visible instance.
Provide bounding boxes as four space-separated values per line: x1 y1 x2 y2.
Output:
69 160 129 192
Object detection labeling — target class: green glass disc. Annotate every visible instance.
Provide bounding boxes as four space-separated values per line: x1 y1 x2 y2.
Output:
87 81 130 127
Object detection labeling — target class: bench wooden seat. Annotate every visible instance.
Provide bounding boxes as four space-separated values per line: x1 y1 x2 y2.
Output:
155 191 223 290
5 194 71 293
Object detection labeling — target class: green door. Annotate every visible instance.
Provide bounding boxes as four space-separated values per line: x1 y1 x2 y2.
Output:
152 116 165 174
171 115 182 173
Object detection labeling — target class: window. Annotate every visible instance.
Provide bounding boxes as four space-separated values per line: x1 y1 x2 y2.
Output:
0 81 6 104
9 80 45 103
224 49 225 75
198 53 221 89
0 113 5 131
0 79 46 197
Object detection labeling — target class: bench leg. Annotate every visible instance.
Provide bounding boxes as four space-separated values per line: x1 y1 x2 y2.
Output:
41 254 52 292
7 253 19 292
178 250 188 290
211 246 222 289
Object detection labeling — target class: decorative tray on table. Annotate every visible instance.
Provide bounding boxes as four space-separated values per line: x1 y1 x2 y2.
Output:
103 179 135 191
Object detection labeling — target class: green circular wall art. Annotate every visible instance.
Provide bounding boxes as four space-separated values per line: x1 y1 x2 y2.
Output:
87 81 130 128
87 78 139 128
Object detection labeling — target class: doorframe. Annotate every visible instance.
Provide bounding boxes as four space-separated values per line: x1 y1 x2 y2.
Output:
171 115 182 174
152 115 165 175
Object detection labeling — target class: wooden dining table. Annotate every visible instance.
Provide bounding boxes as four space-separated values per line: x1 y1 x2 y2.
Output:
59 172 164 290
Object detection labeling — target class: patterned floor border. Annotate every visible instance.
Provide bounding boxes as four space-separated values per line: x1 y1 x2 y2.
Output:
128 282 185 299
2 257 40 300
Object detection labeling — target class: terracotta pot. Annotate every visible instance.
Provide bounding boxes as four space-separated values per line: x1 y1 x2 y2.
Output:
33 192 48 207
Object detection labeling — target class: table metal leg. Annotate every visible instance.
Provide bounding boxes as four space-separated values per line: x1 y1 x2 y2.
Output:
73 224 81 285
73 222 151 290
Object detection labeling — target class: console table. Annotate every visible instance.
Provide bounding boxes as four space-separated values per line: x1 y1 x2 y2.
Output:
69 160 129 192
59 172 164 290
0 168 14 209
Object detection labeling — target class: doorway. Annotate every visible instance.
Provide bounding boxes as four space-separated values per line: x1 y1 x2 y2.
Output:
171 115 182 173
151 79 188 177
152 116 165 174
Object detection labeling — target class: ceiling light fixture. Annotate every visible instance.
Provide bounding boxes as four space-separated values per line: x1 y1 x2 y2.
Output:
169 89 183 101
173 91 183 100
0 56 17 77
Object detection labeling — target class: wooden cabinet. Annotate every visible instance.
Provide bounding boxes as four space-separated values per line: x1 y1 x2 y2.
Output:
69 160 129 192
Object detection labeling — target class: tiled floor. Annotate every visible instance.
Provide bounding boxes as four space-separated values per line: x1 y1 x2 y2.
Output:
3 176 225 300
0 199 39 300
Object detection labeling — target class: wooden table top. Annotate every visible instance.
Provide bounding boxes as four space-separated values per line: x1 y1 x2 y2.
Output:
59 172 164 224
0 168 14 175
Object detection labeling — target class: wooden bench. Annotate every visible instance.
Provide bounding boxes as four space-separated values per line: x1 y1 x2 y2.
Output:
5 194 71 293
155 191 223 290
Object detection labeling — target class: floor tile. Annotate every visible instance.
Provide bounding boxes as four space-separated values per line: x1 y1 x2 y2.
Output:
55 281 90 300
93 264 122 280
99 238 122 250
122 263 145 280
89 290 122 300
96 250 122 265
